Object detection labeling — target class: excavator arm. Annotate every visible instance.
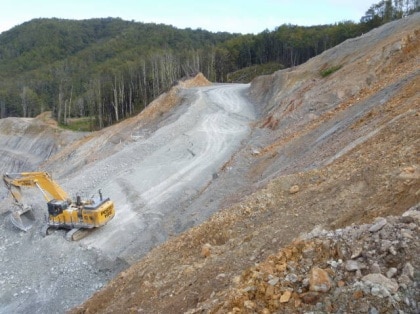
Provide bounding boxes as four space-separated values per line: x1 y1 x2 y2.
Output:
2 172 69 231
3 172 69 202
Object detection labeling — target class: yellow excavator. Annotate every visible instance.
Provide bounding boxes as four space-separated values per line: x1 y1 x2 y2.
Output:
3 172 115 241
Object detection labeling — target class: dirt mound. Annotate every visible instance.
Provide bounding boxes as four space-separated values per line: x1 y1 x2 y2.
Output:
177 72 212 88
34 111 59 128
70 14 419 314
138 72 211 121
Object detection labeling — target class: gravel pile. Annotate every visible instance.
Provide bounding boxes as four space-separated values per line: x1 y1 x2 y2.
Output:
193 205 419 313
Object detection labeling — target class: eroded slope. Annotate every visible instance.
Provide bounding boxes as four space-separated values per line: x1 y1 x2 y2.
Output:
71 14 419 313
0 113 85 176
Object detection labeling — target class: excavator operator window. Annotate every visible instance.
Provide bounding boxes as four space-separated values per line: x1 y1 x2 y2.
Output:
47 200 68 217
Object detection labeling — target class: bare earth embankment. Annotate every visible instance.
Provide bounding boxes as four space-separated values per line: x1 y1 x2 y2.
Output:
71 14 419 314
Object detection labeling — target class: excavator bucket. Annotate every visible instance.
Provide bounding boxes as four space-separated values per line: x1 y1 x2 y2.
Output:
3 175 36 231
9 205 35 232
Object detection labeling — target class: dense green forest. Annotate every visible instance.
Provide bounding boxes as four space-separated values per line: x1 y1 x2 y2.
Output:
0 0 418 130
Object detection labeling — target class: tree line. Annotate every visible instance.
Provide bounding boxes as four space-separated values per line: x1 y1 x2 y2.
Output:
0 0 417 130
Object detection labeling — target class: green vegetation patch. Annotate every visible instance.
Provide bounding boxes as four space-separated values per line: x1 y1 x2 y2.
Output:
320 65 342 77
227 62 284 83
60 117 92 132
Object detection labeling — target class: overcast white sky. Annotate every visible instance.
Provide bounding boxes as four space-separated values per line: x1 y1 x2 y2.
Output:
1 0 378 34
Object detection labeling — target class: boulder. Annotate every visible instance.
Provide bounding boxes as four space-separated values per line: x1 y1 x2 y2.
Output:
309 267 332 292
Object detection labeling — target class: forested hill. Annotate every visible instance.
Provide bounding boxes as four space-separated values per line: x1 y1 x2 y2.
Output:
0 0 418 130
0 18 235 74
0 18 237 128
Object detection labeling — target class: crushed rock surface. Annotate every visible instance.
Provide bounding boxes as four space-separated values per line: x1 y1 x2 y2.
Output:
189 206 419 313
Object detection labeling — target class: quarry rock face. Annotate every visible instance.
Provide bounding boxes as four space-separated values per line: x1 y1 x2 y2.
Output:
0 115 85 175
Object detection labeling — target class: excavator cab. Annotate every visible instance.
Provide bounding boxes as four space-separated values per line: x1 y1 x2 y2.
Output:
47 199 68 217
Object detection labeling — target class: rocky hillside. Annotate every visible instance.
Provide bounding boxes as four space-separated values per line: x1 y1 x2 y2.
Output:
70 14 419 314
0 113 85 176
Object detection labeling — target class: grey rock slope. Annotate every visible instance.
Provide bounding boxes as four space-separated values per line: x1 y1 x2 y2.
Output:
0 116 85 175
70 13 419 314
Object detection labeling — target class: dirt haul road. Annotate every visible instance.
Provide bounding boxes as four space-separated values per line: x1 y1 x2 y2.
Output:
0 83 256 313
78 83 256 262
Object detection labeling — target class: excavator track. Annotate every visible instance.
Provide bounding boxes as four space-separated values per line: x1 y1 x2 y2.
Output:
41 224 56 237
65 228 93 241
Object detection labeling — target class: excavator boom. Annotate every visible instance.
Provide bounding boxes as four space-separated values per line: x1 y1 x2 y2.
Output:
3 172 68 202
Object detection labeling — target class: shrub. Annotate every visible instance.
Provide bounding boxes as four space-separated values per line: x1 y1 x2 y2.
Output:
320 65 342 77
